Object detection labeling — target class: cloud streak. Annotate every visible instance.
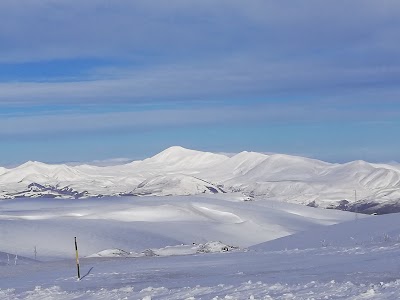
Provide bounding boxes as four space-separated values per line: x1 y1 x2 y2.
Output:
0 105 298 136
1 1 399 61
1 56 400 107
0 1 399 108
1 102 399 137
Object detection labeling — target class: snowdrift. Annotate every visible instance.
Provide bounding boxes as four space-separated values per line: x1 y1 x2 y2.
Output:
0 195 356 259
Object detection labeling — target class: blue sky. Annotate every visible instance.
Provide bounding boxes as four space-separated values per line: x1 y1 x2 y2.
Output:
1 0 400 165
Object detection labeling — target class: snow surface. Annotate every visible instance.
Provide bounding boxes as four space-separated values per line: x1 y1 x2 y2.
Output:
0 195 356 259
1 195 400 299
1 146 400 211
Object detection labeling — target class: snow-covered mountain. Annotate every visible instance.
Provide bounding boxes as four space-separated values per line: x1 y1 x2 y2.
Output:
1 146 400 214
133 174 225 196
0 166 8 176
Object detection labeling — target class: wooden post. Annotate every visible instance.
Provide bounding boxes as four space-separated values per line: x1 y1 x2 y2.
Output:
74 237 81 280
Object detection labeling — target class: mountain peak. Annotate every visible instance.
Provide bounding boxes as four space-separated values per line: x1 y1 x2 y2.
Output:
158 145 195 155
17 160 48 169
145 146 229 169
149 146 224 161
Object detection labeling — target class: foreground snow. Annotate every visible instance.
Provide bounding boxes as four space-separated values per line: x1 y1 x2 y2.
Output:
2 195 400 299
2 238 400 299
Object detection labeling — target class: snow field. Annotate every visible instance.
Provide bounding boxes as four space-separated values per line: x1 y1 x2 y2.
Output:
1 195 400 299
2 240 400 299
0 195 357 259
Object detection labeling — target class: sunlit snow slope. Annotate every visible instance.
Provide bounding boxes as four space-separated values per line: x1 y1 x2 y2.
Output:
0 195 358 259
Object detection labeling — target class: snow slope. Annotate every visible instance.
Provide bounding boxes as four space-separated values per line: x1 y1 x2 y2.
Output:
1 146 400 212
141 146 228 171
251 212 400 252
0 167 7 176
2 196 400 299
133 174 225 196
0 195 357 259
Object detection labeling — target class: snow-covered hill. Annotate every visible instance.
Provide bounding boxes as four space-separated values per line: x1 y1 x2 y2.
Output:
1 146 400 213
0 167 7 176
1 195 400 299
0 195 358 259
251 213 400 253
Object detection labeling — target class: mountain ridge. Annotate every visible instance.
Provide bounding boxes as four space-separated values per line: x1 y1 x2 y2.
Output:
1 146 400 214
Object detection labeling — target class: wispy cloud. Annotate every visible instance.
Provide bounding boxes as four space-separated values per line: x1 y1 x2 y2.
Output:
0 0 399 107
0 105 298 136
1 101 399 137
1 1 399 62
1 56 400 107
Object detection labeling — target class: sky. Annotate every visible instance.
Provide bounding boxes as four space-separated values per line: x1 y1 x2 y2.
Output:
1 0 400 166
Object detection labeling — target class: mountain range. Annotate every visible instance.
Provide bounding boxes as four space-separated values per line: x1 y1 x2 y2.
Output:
1 146 400 214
